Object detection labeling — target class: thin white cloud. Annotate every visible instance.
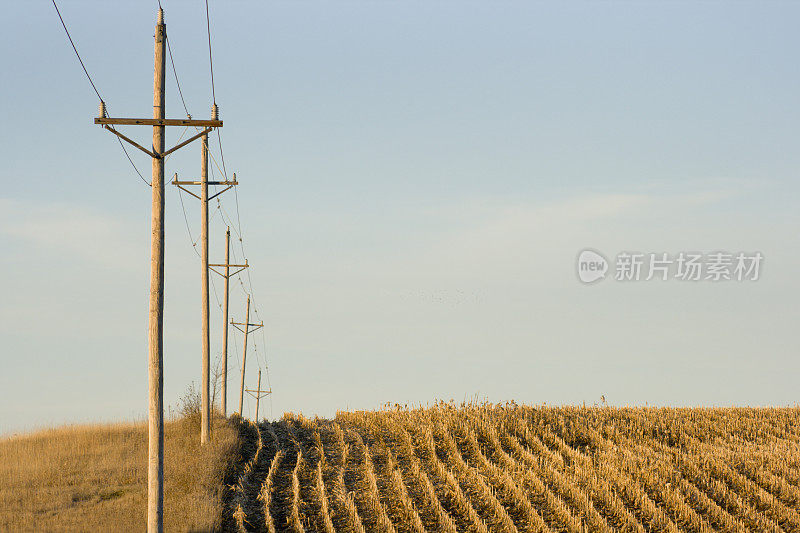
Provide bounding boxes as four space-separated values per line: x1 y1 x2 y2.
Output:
380 189 748 286
0 198 143 271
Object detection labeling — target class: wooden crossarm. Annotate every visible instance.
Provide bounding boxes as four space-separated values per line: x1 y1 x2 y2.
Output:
230 320 263 334
209 262 249 279
95 117 222 127
209 263 248 268
172 180 238 186
245 389 271 397
171 175 238 201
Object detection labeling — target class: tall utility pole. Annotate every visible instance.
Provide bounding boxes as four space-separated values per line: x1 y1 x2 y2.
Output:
93 9 222 531
217 226 227 417
200 129 209 444
149 11 166 528
209 227 248 416
173 133 236 440
245 369 272 421
231 295 263 416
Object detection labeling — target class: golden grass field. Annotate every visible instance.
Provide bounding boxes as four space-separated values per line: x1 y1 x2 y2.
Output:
0 413 241 532
2 403 800 532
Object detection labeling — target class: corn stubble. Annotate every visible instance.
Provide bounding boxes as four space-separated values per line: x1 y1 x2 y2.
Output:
233 403 800 532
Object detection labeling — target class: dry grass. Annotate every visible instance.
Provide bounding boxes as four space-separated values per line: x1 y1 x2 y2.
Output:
0 414 241 532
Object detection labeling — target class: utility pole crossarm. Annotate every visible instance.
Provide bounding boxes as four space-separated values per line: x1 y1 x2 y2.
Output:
246 369 268 421
95 120 220 161
209 261 248 279
245 388 272 397
230 320 263 334
95 117 222 127
172 173 238 201
173 180 238 186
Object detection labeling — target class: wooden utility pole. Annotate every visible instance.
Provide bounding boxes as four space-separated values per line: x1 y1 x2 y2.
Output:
149 10 166 529
200 129 210 444
245 369 272 421
231 295 263 416
172 122 236 439
93 9 222 531
220 227 229 416
238 295 250 416
209 228 248 416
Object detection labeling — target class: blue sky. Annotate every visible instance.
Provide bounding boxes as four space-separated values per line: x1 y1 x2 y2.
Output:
1 1 799 435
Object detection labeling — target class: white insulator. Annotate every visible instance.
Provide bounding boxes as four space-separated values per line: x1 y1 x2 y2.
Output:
211 103 219 120
157 8 164 24
98 101 107 118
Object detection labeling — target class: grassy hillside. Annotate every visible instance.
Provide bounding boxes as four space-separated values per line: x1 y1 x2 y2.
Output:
232 403 800 532
0 413 242 532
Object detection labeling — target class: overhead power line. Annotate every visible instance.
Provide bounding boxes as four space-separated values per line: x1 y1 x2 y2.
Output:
51 0 103 102
199 0 272 398
205 0 216 104
117 138 151 186
166 35 191 119
52 0 150 186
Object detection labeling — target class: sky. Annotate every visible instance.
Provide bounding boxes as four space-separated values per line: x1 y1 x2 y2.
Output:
1 1 799 435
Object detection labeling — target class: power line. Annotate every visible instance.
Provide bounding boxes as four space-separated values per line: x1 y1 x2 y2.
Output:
162 24 228 317
205 0 216 104
200 0 272 398
217 130 229 179
164 8 255 354
106 98 150 186
116 137 151 186
52 0 151 187
51 0 102 103
166 34 191 119
178 186 200 256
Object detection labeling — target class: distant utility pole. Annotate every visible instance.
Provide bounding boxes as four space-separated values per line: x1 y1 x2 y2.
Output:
231 295 263 416
172 131 236 444
93 9 222 531
245 369 272 421
209 227 248 417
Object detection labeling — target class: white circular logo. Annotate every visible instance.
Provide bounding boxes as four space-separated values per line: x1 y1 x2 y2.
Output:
577 249 608 283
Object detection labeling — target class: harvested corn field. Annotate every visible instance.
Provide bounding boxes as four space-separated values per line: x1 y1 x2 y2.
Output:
228 403 800 532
